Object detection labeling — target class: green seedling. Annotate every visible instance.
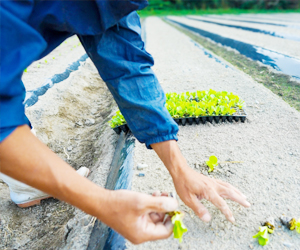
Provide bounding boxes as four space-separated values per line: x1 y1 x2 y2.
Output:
194 107 205 117
191 92 196 99
262 217 275 233
168 211 188 243
24 68 27 72
45 60 48 63
109 111 126 128
206 155 218 172
281 217 300 233
296 220 300 233
253 226 271 246
109 90 245 129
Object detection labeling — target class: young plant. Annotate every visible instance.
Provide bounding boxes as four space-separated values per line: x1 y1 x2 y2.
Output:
186 106 195 117
296 220 300 233
168 211 188 243
281 217 300 233
253 226 270 246
237 100 245 109
206 155 218 172
109 111 126 128
194 107 205 117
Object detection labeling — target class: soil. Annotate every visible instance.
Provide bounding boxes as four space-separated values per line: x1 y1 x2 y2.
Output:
168 16 300 59
0 51 118 249
165 19 300 112
126 17 300 250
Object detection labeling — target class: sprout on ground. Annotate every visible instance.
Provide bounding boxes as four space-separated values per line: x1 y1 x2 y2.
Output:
262 217 275 233
168 211 188 243
296 220 300 233
280 216 300 232
206 155 218 172
288 218 300 233
253 226 270 246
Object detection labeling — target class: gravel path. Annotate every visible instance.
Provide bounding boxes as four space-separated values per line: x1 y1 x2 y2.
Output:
168 16 300 59
127 17 300 250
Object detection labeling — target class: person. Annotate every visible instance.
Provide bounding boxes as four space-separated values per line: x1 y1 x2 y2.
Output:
0 0 250 244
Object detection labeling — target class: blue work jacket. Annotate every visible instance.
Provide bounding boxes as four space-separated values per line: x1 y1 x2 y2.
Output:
0 0 178 149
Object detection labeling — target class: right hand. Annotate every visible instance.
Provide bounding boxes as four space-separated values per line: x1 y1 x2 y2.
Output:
100 189 178 244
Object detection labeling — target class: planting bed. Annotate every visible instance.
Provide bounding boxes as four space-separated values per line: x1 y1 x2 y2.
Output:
126 16 300 250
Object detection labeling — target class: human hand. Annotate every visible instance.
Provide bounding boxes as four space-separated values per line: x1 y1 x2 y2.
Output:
149 190 171 223
100 190 178 244
151 140 250 224
172 166 250 223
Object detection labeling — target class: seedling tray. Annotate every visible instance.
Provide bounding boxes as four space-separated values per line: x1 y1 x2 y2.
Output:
174 108 247 126
112 108 247 134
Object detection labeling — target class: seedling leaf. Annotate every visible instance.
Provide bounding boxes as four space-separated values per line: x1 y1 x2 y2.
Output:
170 211 188 243
295 219 300 233
206 155 218 172
253 226 270 246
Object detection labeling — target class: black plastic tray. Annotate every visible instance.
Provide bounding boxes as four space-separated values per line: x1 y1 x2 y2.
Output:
112 108 247 134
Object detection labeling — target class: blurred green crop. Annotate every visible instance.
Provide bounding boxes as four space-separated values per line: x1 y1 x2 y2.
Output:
138 0 300 16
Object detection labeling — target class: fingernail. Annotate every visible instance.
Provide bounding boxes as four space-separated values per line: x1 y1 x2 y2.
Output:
153 190 160 196
229 216 235 224
165 220 173 230
201 213 211 222
164 198 178 211
245 201 251 207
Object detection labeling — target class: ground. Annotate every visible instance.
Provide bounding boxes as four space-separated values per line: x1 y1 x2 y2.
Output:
1 13 300 250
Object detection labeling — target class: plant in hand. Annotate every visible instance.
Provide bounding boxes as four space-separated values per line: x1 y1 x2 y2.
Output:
168 211 188 243
206 155 218 172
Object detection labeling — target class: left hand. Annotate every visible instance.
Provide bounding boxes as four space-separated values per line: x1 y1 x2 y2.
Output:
171 166 250 223
151 140 250 223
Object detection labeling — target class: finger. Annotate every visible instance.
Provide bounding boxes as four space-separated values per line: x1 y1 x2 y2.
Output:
189 196 211 222
150 192 169 222
215 179 247 199
152 190 161 197
220 187 251 208
145 216 174 241
149 212 165 223
146 196 178 213
215 180 250 207
209 191 235 223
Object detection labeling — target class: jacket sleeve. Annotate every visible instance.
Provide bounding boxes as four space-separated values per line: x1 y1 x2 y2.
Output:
0 0 46 142
78 12 179 149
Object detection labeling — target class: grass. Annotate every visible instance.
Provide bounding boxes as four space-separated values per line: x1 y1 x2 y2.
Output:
138 7 300 17
163 19 300 112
